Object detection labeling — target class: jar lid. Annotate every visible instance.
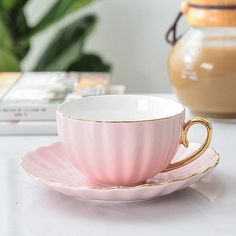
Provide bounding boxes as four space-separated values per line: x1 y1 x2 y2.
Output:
182 0 236 27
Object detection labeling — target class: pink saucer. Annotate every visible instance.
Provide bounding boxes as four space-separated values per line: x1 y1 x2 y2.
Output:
21 142 219 202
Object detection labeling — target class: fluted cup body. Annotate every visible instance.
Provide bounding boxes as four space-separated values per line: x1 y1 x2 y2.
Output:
57 95 185 186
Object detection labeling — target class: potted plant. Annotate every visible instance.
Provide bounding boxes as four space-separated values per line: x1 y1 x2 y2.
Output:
0 0 111 72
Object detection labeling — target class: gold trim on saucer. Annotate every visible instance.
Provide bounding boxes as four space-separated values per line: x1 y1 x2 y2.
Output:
21 152 220 190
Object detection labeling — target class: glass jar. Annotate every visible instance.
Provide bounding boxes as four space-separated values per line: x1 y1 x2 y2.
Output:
167 1 236 119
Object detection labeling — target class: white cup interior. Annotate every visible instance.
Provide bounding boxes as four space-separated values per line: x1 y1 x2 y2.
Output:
58 95 184 122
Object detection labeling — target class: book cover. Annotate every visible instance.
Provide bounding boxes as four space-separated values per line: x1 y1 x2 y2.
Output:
0 73 20 99
0 72 75 121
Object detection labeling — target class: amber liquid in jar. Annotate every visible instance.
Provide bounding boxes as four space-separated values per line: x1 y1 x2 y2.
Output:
169 34 236 119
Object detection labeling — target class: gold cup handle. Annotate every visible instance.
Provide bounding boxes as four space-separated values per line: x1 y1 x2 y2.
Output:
163 117 212 172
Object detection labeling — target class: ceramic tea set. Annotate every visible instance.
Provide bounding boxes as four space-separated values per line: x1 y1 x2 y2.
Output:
22 95 220 202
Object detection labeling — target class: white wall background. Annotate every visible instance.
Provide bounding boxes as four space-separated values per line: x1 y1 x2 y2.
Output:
24 0 184 93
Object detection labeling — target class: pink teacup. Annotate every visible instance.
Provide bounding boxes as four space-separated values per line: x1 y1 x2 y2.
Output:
57 95 212 186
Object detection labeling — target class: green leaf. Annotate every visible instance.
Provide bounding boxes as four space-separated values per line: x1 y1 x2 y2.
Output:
14 9 30 58
0 0 28 10
15 38 30 59
15 8 30 36
1 8 30 59
30 0 94 36
0 47 20 71
33 15 96 71
66 54 111 72
0 15 14 50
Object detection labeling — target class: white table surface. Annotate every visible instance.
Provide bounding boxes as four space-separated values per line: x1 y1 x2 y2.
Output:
1 94 236 236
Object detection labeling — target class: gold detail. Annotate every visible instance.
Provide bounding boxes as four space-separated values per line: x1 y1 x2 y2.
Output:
59 111 185 123
58 95 185 123
21 152 219 191
163 117 212 172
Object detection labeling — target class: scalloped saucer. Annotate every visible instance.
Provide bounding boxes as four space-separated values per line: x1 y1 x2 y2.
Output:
21 142 219 203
